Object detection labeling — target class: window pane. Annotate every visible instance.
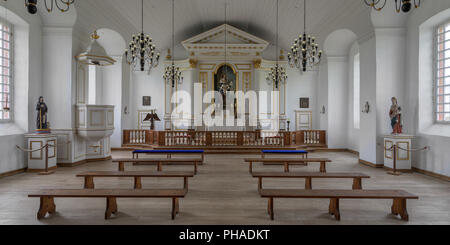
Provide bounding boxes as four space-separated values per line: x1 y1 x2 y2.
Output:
446 113 450 121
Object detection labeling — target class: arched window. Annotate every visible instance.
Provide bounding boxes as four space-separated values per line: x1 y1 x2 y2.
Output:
435 20 450 123
0 19 12 121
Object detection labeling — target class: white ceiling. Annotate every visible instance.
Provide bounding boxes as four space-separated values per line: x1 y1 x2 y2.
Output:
73 0 373 56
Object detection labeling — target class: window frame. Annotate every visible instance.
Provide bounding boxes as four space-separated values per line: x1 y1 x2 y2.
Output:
434 19 450 124
0 17 13 123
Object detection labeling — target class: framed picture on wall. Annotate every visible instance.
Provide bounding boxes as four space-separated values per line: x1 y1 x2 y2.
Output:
300 97 310 109
142 96 151 106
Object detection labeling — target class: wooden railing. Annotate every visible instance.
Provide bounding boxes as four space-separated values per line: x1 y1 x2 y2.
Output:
291 130 327 146
123 130 157 146
158 131 290 147
123 130 326 148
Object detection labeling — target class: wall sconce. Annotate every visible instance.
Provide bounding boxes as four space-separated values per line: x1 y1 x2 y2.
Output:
362 102 370 114
319 106 326 114
123 106 129 115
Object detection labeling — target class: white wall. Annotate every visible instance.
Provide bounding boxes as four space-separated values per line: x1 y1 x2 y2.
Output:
327 57 349 148
359 36 378 164
347 42 360 152
130 66 166 131
100 57 123 148
285 68 319 130
405 0 450 176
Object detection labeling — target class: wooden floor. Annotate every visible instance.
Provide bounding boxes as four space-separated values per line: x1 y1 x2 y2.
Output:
0 151 448 225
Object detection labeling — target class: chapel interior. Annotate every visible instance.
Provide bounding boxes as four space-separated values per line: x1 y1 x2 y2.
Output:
0 0 448 225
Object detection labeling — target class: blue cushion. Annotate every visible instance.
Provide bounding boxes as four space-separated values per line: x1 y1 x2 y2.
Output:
133 150 204 154
262 150 308 154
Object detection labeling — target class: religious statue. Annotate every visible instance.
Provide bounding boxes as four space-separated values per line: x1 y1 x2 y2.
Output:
389 97 403 134
36 96 49 131
218 73 232 96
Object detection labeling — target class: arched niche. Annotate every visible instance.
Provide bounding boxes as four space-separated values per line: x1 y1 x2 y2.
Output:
324 29 358 57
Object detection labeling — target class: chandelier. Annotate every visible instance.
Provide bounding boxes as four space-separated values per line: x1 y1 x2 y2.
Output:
287 0 322 72
125 0 160 73
164 0 183 88
266 0 287 89
364 0 420 13
24 0 75 14
266 65 287 89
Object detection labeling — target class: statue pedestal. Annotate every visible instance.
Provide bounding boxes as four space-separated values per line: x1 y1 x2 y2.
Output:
24 134 57 172
383 134 414 172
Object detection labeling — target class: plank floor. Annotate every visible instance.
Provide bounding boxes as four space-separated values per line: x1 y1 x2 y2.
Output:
0 151 448 225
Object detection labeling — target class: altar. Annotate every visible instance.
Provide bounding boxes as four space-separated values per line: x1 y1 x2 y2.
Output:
162 24 288 131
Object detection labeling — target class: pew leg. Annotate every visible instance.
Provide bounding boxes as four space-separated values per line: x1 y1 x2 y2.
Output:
183 177 188 191
392 198 409 221
171 198 178 220
305 177 312 190
249 162 253 173
258 177 262 192
105 197 118 219
84 176 95 189
352 178 362 190
268 197 274 220
134 177 142 189
284 163 289 173
399 199 409 221
320 162 326 173
194 162 198 175
175 198 180 214
157 162 162 172
37 196 53 219
118 162 124 172
48 197 56 214
329 198 341 221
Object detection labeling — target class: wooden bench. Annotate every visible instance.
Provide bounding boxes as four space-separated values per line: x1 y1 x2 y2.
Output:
244 158 332 173
76 171 195 190
260 189 418 221
28 189 187 220
133 150 205 163
112 158 202 174
251 172 370 191
261 150 308 159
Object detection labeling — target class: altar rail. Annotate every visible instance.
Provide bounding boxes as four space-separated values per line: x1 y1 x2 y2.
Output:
123 130 326 148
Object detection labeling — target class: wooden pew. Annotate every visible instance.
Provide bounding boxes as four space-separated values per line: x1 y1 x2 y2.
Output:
133 149 205 164
112 158 202 174
28 189 187 220
251 172 370 191
261 150 308 159
244 158 332 173
76 171 195 190
260 189 418 221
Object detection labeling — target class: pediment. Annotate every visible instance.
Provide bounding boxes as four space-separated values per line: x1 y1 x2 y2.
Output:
182 24 269 60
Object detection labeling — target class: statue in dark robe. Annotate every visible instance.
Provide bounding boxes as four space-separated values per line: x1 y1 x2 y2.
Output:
36 96 48 130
